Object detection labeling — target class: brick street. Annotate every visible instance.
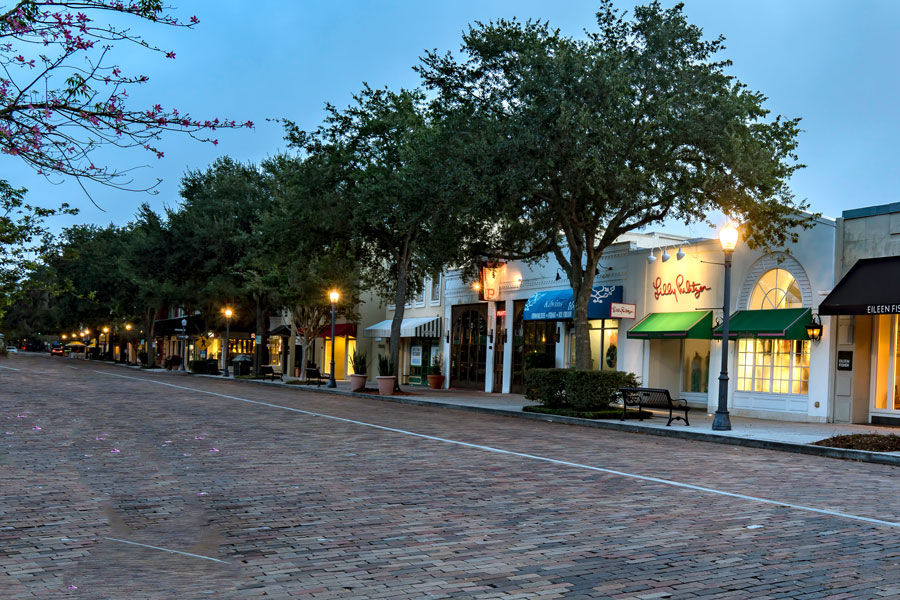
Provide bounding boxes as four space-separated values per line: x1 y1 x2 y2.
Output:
2 353 900 599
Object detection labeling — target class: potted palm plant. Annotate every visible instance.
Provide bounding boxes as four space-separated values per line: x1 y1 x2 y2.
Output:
427 353 444 390
349 349 368 392
376 354 396 395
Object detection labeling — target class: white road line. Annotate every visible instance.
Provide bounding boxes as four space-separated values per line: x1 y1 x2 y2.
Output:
0 365 21 371
95 370 900 530
104 537 230 564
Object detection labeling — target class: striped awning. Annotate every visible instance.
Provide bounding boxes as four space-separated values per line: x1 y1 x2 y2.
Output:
363 317 442 338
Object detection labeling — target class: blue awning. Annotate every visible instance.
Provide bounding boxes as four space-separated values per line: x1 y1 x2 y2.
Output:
523 285 623 321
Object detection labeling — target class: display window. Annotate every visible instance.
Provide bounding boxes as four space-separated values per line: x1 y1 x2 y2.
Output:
681 339 710 393
736 339 810 394
749 269 803 310
567 319 618 371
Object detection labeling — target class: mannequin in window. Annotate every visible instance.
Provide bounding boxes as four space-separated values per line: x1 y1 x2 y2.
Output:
691 352 702 392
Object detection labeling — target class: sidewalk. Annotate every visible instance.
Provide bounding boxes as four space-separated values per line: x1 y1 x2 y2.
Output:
107 362 900 466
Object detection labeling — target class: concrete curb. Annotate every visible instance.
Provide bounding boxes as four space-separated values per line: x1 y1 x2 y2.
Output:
144 368 900 468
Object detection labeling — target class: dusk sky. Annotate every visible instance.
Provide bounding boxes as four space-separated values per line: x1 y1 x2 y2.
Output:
8 1 900 238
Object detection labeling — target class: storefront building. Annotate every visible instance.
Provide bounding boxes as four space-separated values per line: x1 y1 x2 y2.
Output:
623 217 836 422
821 202 900 424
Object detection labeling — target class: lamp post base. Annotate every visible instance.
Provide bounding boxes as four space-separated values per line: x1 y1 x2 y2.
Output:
712 410 732 431
327 378 336 388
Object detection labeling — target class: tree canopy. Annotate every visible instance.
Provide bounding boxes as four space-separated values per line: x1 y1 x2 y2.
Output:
417 1 813 368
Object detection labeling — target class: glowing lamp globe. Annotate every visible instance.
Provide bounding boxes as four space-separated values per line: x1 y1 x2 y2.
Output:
719 223 739 252
329 290 340 304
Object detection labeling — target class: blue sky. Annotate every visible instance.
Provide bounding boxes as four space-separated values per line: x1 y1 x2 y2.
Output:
7 1 900 237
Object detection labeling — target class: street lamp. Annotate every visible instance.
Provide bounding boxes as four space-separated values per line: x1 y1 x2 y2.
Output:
327 290 339 388
713 222 739 431
102 326 110 359
223 308 233 377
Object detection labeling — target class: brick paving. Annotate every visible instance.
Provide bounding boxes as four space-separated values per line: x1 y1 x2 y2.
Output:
3 353 900 599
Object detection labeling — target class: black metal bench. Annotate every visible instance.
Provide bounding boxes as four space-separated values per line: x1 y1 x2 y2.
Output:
619 387 690 426
259 365 283 381
305 367 325 387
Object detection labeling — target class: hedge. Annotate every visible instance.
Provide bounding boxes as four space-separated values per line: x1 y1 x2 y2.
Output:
525 368 640 410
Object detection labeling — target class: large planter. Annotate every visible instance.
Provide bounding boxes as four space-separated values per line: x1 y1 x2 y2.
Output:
427 374 445 390
376 375 396 396
349 373 367 392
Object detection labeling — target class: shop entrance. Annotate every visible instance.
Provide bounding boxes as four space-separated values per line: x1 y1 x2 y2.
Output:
451 304 488 389
493 303 506 392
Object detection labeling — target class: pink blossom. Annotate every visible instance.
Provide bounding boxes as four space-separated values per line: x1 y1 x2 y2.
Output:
32 426 42 431
209 448 219 453
110 448 120 453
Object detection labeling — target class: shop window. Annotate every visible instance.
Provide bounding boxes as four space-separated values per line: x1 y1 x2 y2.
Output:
567 319 618 371
749 269 803 310
430 275 442 305
681 339 710 393
267 336 283 367
872 315 900 411
414 279 425 307
736 339 809 395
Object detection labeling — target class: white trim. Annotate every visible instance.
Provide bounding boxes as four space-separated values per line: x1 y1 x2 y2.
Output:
430 274 442 306
737 253 812 310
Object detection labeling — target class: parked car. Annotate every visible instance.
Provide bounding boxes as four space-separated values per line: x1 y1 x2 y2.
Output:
6 346 18 354
50 345 64 356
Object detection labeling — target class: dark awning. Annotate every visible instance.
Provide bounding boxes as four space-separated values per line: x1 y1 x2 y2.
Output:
523 285 623 321
627 311 713 339
712 308 811 340
820 256 900 315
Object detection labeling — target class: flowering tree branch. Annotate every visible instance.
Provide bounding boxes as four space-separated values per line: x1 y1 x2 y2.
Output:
0 1 252 192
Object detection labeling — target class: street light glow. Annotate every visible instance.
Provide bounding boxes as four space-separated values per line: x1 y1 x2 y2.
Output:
102 327 109 333
224 308 233 319
125 324 133 331
329 290 340 304
719 222 739 252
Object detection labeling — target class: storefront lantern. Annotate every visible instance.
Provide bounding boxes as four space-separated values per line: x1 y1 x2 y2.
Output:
479 261 505 301
806 314 823 342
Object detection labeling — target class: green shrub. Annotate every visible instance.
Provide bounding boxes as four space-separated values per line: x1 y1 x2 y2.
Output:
430 353 442 376
525 368 640 410
377 354 395 376
350 349 367 375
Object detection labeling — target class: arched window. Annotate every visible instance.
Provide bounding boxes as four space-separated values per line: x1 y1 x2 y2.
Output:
749 268 803 310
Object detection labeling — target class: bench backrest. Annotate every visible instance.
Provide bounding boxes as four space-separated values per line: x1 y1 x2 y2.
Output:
619 387 673 408
306 367 322 378
259 365 273 374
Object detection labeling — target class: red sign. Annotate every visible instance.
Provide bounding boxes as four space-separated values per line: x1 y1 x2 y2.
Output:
496 310 507 317
653 275 711 302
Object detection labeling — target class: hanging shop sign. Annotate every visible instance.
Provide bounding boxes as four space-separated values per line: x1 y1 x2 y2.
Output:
610 302 637 319
479 261 505 301
653 275 712 303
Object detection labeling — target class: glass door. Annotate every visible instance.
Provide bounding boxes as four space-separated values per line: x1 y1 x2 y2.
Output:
872 315 900 413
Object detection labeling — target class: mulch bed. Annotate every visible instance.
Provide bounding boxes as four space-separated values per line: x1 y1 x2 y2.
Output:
813 433 900 452
522 406 652 420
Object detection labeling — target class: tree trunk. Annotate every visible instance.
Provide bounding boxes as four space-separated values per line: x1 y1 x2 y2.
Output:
572 280 593 370
389 262 409 392
253 295 264 376
145 307 157 368
287 320 297 378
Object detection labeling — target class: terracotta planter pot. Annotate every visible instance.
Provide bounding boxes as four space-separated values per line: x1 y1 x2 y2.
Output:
427 374 445 390
349 373 367 392
376 375 396 396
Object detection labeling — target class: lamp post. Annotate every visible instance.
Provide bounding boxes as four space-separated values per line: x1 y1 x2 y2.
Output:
713 222 739 431
327 290 339 388
223 308 233 377
102 327 110 360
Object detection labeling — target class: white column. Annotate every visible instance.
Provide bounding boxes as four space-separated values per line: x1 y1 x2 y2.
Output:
484 303 496 393
555 322 566 368
502 297 514 394
443 303 452 389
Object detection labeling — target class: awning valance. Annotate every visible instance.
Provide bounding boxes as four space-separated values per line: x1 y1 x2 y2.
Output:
627 311 713 340
819 256 900 315
712 308 811 340
319 323 357 339
523 285 623 321
363 317 441 338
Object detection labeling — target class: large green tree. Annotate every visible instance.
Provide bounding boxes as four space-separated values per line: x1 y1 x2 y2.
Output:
417 1 813 369
257 153 361 379
287 86 483 380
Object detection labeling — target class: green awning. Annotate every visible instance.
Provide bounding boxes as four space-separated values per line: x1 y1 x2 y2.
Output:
627 311 713 339
712 308 811 340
